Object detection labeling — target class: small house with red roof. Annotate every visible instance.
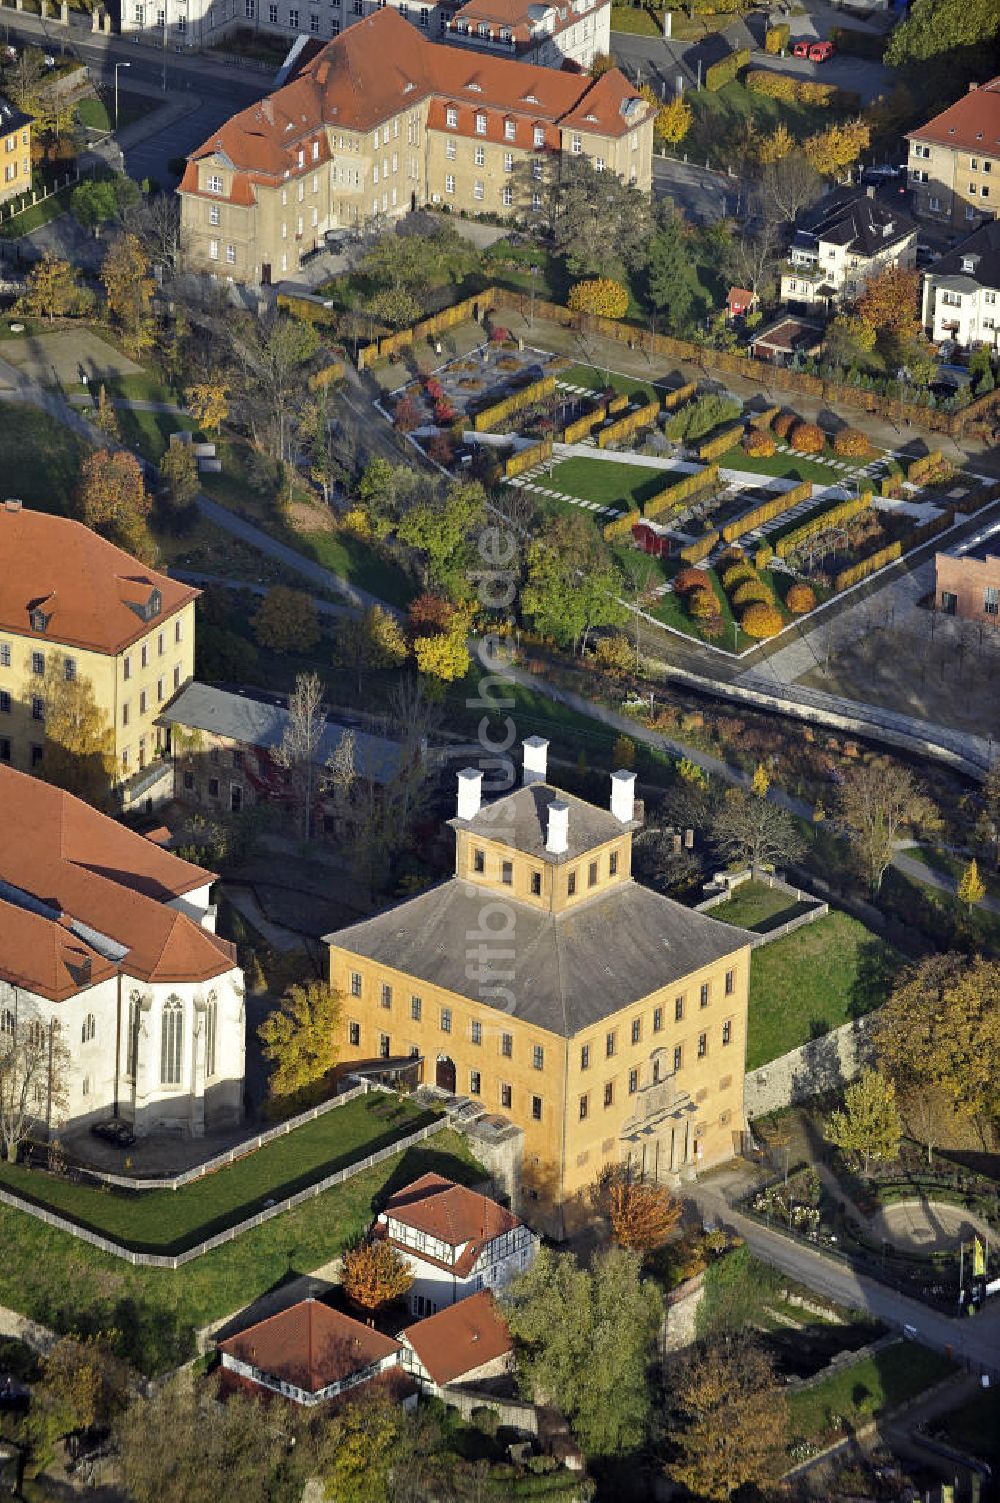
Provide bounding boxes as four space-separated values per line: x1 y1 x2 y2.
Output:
726 287 756 320
218 1299 406 1406
398 1290 514 1392
376 1173 538 1317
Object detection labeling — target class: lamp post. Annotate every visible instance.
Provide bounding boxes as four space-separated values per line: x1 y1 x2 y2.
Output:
114 61 130 131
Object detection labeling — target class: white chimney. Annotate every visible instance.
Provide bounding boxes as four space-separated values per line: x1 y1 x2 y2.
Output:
546 799 569 855
610 769 636 824
457 768 482 821
522 735 549 786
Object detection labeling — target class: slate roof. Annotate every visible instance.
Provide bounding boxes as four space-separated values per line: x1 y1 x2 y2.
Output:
158 682 404 783
794 188 916 259
325 874 749 1037
926 218 1000 292
451 779 636 863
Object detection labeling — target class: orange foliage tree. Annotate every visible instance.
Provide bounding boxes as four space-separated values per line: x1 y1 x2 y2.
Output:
688 586 719 619
786 582 817 613
592 1166 682 1252
856 265 920 338
743 429 776 457
341 1241 414 1314
833 426 872 458
741 602 784 638
789 422 825 454
674 567 711 595
772 411 797 439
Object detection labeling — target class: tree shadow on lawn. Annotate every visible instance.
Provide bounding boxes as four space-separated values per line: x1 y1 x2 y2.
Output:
847 936 904 1021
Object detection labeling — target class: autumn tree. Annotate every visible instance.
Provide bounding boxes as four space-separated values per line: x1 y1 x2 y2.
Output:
957 856 986 912
100 232 154 353
837 759 935 892
252 586 320 653
334 604 409 692
872 954 1000 1135
756 121 794 166
407 593 472 683
93 382 121 440
15 252 87 322
522 511 626 655
504 1245 663 1456
159 442 200 519
710 787 804 871
185 380 229 435
856 264 921 340
34 1335 134 1446
655 94 693 145
258 979 341 1110
825 1068 902 1175
567 277 629 319
38 655 116 805
885 0 1000 72
664 1335 788 1501
591 1165 682 1253
0 1010 70 1163
803 118 871 178
75 449 156 562
341 1241 415 1315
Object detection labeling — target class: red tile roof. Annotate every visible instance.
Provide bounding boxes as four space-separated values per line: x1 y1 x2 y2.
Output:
186 8 647 188
0 506 197 657
0 766 234 1000
382 1173 521 1271
400 1290 512 1386
219 1299 401 1394
907 77 1000 154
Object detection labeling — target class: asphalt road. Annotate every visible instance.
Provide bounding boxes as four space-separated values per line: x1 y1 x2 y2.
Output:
652 154 744 222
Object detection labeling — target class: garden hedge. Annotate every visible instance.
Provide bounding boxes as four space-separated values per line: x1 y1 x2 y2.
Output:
598 398 661 448
704 46 749 91
906 450 943 484
680 529 719 565
561 404 606 444
603 507 642 541
699 422 746 462
749 405 780 432
608 393 630 415
664 380 697 411
764 21 789 52
473 374 557 432
504 435 553 479
643 464 719 520
362 287 498 366
774 491 872 558
834 540 902 591
721 479 813 543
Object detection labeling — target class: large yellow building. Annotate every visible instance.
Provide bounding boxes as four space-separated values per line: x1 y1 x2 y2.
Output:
178 7 653 286
0 95 32 209
327 739 751 1235
0 502 197 810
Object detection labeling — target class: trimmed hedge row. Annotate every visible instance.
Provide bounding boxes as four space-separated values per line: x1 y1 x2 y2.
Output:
834 541 902 591
698 422 746 463
504 435 553 479
362 289 497 366
603 507 641 541
680 529 720 565
906 449 943 483
608 393 630 416
664 380 697 411
750 405 780 431
773 491 872 559
704 46 749 91
473 374 556 432
643 464 719 520
307 361 345 391
597 398 661 449
722 479 813 544
561 404 606 444
764 20 789 52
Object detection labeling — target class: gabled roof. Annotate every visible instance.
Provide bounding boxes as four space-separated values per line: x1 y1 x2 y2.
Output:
218 1299 401 1393
0 506 196 656
907 77 1000 155
400 1291 512 1386
326 874 748 1037
383 1173 521 1258
0 767 234 1000
795 187 915 260
926 217 1000 293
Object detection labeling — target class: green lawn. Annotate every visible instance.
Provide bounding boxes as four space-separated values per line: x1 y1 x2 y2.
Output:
720 447 859 488
745 911 900 1069
76 91 156 133
558 364 662 401
0 1093 433 1255
786 1341 957 1446
0 1129 482 1374
543 457 675 513
688 80 842 168
708 879 818 933
610 4 662 34
0 183 74 239
0 403 89 508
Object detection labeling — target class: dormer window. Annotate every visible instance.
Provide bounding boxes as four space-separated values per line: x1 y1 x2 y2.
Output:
297 149 304 168
207 173 223 194
312 140 319 160
962 255 978 273
477 21 489 34
29 608 49 633
126 589 162 624
446 106 458 127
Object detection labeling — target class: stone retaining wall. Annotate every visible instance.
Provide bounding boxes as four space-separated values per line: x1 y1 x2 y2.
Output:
745 1013 877 1119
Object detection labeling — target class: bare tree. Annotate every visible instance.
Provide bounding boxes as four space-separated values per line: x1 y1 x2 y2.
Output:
837 760 936 893
326 727 356 807
726 222 778 306
710 789 804 871
760 151 822 226
273 672 328 843
0 1007 70 1163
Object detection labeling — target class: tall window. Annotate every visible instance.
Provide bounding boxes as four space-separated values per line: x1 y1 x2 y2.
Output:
501 1032 513 1058
160 998 184 1086
0 1008 13 1037
205 992 218 1078
532 1044 544 1070
81 1013 96 1044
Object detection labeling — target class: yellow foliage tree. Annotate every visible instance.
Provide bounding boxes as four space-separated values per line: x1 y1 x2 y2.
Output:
39 655 116 807
567 277 629 319
803 118 871 178
751 763 770 797
655 95 693 145
413 626 471 681
15 252 85 322
341 1241 415 1314
957 857 986 913
756 122 795 166
592 1165 682 1253
100 232 154 353
185 381 229 435
258 980 341 1109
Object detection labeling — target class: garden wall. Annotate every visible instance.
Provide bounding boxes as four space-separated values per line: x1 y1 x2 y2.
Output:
744 1013 876 1118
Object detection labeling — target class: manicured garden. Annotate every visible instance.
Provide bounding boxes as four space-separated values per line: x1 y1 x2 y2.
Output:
708 879 820 934
557 364 664 401
743 911 900 1069
719 445 865 488
542 457 676 513
1 1092 435 1254
0 1129 483 1372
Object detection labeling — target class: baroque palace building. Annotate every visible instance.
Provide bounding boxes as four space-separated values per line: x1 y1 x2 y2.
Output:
178 6 652 286
0 502 197 812
326 739 751 1235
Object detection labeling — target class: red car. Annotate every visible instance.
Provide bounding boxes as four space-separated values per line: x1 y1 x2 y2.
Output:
792 38 835 61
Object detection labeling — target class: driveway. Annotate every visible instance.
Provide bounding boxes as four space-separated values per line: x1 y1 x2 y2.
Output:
756 50 894 106
652 155 745 223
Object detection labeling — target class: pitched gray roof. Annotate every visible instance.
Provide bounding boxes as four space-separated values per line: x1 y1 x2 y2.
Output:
929 218 1000 292
325 877 750 1037
796 188 915 260
451 781 636 864
158 682 403 782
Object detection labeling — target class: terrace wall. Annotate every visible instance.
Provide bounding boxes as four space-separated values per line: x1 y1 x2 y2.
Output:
744 1013 877 1118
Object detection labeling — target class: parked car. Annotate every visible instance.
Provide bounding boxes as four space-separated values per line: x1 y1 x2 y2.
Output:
808 40 835 61
792 39 811 56
90 1118 136 1148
